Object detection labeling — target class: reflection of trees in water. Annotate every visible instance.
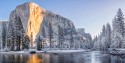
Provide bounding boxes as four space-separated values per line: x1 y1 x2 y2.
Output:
41 53 52 63
39 53 87 63
110 55 125 63
0 54 43 63
57 53 84 63
0 54 44 63
58 53 74 63
0 54 28 63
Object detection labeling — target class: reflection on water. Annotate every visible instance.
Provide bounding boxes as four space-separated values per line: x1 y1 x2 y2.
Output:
91 51 101 63
0 51 125 63
27 54 42 63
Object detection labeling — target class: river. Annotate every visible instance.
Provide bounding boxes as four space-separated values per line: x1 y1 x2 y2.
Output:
0 51 125 63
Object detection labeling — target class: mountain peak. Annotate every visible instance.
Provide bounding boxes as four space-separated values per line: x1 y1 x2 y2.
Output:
22 2 39 6
28 2 40 8
16 2 45 11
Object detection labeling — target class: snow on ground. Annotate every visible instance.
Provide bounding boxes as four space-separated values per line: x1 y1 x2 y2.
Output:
109 48 125 55
44 50 87 53
0 50 87 54
0 51 29 54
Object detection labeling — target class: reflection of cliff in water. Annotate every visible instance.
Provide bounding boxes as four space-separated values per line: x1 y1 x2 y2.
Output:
27 54 42 63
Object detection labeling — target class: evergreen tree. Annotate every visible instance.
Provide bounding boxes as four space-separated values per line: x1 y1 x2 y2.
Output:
23 35 30 49
58 25 64 49
7 21 15 51
113 8 124 37
48 23 53 49
15 16 24 50
105 23 111 48
111 8 124 48
70 28 74 49
102 25 106 37
2 22 7 49
100 25 106 50
37 36 42 50
42 26 46 38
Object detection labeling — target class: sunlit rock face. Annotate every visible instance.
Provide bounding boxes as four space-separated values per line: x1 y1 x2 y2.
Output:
27 2 45 42
9 2 46 45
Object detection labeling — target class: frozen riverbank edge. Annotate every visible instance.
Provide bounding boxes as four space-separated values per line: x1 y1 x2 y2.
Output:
0 50 88 54
108 48 125 55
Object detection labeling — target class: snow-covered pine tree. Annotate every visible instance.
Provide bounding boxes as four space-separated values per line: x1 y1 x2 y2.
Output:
42 26 46 38
7 21 15 51
70 28 74 49
100 23 112 50
23 35 30 50
37 36 43 50
102 25 106 37
48 23 53 49
95 35 101 50
93 24 110 50
58 25 64 49
111 8 124 48
2 22 7 49
100 25 106 50
113 8 124 36
15 16 24 51
105 23 111 49
94 23 111 50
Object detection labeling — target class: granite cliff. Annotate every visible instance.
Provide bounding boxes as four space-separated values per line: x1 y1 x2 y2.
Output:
4 2 89 50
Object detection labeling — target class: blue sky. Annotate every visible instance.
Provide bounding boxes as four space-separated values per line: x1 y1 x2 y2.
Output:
0 0 125 38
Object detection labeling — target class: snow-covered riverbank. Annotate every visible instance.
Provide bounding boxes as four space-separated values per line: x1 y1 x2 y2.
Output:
0 50 87 54
109 48 125 55
0 51 29 54
44 50 86 53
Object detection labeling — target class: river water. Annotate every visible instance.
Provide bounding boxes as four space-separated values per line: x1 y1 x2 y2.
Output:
0 51 125 63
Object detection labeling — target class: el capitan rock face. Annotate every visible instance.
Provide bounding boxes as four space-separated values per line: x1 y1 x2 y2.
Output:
27 2 45 42
9 2 46 43
8 2 46 49
5 2 88 50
